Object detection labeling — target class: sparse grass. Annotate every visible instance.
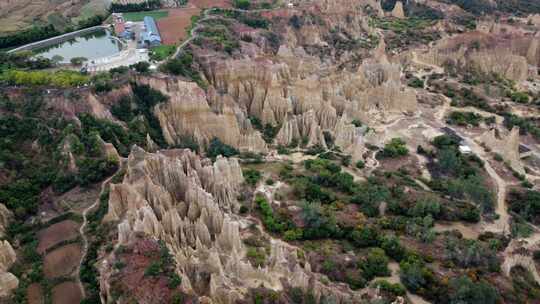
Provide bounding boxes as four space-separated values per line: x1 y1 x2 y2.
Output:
149 44 176 61
123 10 169 22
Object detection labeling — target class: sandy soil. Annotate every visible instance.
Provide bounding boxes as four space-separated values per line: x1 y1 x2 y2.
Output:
37 220 79 254
51 282 83 304
44 243 83 279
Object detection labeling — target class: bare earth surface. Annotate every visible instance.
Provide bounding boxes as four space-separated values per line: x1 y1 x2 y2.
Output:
51 282 83 304
158 8 202 45
37 220 80 254
44 243 83 279
26 283 44 304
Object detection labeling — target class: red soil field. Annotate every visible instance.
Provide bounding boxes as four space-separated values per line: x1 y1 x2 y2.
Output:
52 282 82 304
158 8 201 45
189 0 232 9
43 243 82 279
37 220 79 254
157 0 232 45
27 283 44 304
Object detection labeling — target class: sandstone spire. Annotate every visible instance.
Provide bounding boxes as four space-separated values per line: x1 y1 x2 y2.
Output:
391 1 406 19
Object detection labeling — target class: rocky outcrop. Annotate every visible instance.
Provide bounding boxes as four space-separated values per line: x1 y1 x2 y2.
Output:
100 147 364 303
0 207 17 298
138 76 267 153
470 50 529 83
391 1 406 19
96 134 121 162
0 204 12 238
478 127 524 174
126 0 416 156
0 240 18 298
502 253 540 285
410 28 539 83
140 46 415 153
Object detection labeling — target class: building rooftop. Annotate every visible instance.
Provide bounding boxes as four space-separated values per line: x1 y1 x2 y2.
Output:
144 16 160 37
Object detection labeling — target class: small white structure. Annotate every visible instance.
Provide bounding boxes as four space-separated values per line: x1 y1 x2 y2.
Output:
459 145 472 155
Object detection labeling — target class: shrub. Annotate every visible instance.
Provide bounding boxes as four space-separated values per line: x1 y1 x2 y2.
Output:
510 91 529 104
144 261 161 276
207 138 239 159
380 138 409 158
373 280 407 296
233 0 251 10
131 61 151 73
449 276 498 304
408 77 424 88
381 235 406 261
399 256 431 293
355 160 365 169
350 226 380 248
243 168 262 186
284 228 304 241
447 111 483 127
361 248 390 280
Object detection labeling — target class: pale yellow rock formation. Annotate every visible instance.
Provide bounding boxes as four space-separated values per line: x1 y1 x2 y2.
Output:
96 134 120 162
137 76 267 153
0 240 18 298
391 1 406 19
478 127 524 174
412 32 535 83
470 50 529 83
0 204 12 238
100 147 364 303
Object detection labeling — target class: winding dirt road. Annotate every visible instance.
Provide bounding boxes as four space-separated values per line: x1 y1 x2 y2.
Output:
76 162 123 299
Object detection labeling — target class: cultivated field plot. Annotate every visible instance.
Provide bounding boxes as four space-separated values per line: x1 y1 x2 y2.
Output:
123 10 170 22
43 243 83 279
26 283 44 304
157 8 201 45
156 0 232 45
37 220 80 254
52 282 83 304
188 0 232 8
0 0 107 35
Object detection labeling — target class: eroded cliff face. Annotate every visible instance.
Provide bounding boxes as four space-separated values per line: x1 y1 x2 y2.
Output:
479 127 524 174
0 204 12 238
138 41 415 153
0 205 17 298
0 239 18 298
411 23 540 82
113 0 418 154
100 147 363 303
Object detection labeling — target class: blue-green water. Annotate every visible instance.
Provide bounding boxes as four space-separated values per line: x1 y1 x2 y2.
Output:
33 29 122 63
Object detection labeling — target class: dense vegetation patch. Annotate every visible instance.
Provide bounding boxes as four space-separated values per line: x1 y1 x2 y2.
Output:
193 18 240 54
508 189 540 225
423 135 495 214
110 0 161 13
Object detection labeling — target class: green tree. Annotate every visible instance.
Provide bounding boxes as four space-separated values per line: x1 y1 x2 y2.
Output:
449 276 498 304
361 248 390 280
380 138 409 158
233 0 251 9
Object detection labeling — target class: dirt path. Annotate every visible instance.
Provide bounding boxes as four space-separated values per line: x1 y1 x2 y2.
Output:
410 52 444 75
76 162 122 299
443 126 510 235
